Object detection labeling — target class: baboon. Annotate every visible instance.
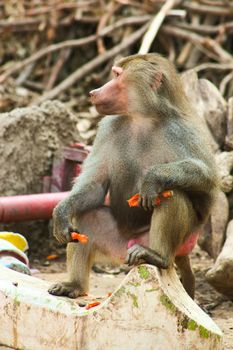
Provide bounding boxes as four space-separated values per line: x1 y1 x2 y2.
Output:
48 54 217 299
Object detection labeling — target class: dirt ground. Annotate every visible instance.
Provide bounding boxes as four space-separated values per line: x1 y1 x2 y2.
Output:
28 245 233 350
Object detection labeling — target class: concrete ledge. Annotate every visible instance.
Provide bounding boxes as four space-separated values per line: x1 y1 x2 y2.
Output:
0 265 222 350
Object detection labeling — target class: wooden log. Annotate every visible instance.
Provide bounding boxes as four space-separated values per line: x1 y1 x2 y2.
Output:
206 220 233 299
0 265 222 350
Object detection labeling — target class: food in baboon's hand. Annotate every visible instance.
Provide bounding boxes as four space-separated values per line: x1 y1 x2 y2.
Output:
71 232 89 244
127 191 173 207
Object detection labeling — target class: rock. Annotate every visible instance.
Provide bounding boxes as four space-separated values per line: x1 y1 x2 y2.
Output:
0 100 80 196
225 97 233 149
76 118 92 133
206 220 233 299
200 190 229 259
198 79 227 148
181 70 227 153
215 151 233 193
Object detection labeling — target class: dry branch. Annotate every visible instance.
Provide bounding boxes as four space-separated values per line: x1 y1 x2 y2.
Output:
171 21 233 35
183 2 233 16
0 15 150 84
220 71 233 96
96 2 122 54
194 62 233 72
139 0 178 54
31 23 149 105
162 25 233 63
45 49 71 90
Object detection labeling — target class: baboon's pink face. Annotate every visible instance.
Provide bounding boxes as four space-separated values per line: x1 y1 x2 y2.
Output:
89 66 128 115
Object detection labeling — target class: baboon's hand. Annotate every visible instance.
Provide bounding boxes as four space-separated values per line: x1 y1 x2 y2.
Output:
126 244 147 265
139 176 163 211
52 199 74 244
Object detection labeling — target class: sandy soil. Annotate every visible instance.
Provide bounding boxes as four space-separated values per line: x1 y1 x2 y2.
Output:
29 245 233 350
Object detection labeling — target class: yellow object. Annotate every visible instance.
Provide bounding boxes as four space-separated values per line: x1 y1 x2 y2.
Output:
0 232 28 252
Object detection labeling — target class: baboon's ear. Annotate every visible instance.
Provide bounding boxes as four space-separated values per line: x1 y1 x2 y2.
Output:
112 66 123 77
152 72 163 90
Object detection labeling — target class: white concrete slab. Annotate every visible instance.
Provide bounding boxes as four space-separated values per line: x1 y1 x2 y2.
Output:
0 265 222 350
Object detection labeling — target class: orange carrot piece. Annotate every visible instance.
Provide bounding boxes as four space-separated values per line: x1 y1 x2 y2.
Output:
127 190 173 208
154 197 162 206
127 193 140 207
161 190 173 199
71 232 89 244
85 301 101 310
46 254 59 261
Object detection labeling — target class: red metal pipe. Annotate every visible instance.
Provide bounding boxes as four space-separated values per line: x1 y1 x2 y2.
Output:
0 192 69 223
